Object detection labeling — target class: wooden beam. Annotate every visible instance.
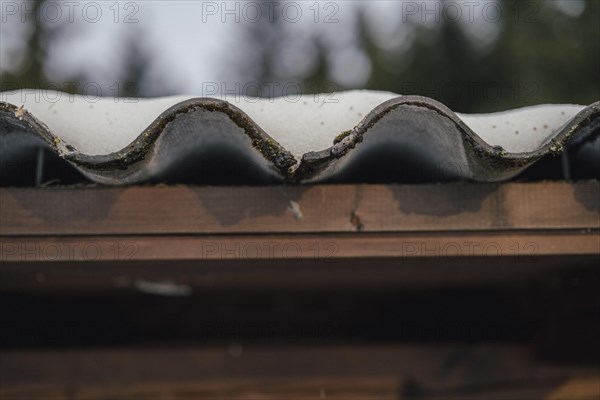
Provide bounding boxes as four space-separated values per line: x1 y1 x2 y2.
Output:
1 345 598 400
1 183 598 293
1 231 598 263
1 182 598 236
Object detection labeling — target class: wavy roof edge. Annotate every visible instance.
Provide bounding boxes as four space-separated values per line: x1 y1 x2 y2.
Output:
0 95 598 185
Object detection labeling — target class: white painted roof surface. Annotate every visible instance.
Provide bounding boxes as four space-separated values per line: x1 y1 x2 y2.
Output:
0 90 585 157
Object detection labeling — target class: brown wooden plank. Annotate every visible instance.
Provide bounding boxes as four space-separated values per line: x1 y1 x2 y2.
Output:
1 345 597 400
1 379 402 400
3 377 598 400
1 182 598 236
0 378 401 400
545 378 600 400
1 231 597 263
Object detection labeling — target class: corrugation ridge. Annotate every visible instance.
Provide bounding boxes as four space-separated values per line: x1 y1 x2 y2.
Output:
1 96 598 185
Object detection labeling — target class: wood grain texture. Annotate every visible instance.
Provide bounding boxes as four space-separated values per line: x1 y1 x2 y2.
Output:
1 231 598 265
1 182 598 236
1 183 598 293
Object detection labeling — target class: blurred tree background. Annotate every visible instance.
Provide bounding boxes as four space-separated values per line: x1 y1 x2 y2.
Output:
1 0 598 113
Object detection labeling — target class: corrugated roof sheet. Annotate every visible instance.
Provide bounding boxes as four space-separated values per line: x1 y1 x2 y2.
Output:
1 95 598 186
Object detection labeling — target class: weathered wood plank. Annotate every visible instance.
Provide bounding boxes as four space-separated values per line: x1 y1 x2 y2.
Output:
0 378 401 400
3 377 597 400
1 346 598 400
1 231 597 263
1 182 598 236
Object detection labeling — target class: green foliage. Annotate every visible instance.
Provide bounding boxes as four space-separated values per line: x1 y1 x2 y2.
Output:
359 0 600 112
